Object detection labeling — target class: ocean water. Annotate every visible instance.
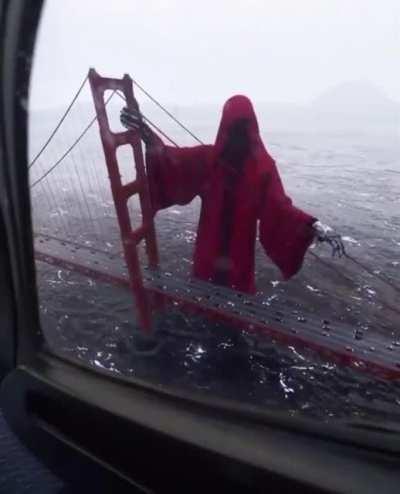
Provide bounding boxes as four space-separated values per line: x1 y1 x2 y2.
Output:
30 101 400 424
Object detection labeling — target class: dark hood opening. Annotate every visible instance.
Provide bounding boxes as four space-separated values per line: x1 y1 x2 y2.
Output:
215 95 261 169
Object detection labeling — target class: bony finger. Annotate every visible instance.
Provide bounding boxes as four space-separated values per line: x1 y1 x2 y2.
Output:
121 109 132 119
122 115 140 127
122 110 138 120
121 108 139 119
123 118 139 128
121 120 139 131
125 114 140 125
121 117 135 128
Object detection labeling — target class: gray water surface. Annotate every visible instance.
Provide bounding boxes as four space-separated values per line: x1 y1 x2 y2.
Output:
32 127 400 424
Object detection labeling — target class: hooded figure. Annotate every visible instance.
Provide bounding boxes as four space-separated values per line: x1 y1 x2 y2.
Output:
121 96 343 293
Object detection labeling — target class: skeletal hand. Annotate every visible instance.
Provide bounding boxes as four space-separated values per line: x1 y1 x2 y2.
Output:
120 107 142 130
313 221 346 258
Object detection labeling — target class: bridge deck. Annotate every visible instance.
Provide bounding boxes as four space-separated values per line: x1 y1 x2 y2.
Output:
34 234 400 380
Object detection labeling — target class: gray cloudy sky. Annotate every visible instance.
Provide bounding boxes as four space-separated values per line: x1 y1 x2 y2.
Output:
30 0 399 110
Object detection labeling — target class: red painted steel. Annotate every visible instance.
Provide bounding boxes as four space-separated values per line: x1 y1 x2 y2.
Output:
88 68 159 332
35 241 400 380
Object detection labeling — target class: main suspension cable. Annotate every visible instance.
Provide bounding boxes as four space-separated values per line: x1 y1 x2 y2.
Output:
30 90 116 189
29 74 89 169
130 77 204 145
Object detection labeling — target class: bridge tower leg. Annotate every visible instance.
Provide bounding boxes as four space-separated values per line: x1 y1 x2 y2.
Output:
88 68 159 333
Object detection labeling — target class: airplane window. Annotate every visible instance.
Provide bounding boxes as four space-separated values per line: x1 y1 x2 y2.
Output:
30 0 400 426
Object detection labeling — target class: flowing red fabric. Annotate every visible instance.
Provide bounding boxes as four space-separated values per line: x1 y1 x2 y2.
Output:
146 95 316 293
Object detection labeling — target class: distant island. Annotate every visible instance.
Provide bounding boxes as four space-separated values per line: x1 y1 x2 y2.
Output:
313 81 396 110
158 81 399 136
251 81 399 134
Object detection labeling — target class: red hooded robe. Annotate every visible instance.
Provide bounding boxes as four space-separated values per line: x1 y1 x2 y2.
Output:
146 95 316 293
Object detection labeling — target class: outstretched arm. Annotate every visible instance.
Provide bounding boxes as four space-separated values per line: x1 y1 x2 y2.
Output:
121 107 212 213
258 160 316 279
259 161 345 279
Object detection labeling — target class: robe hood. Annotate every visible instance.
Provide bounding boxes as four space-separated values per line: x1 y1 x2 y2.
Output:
214 95 261 159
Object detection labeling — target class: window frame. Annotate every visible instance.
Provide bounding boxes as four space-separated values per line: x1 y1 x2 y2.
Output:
1 1 400 492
